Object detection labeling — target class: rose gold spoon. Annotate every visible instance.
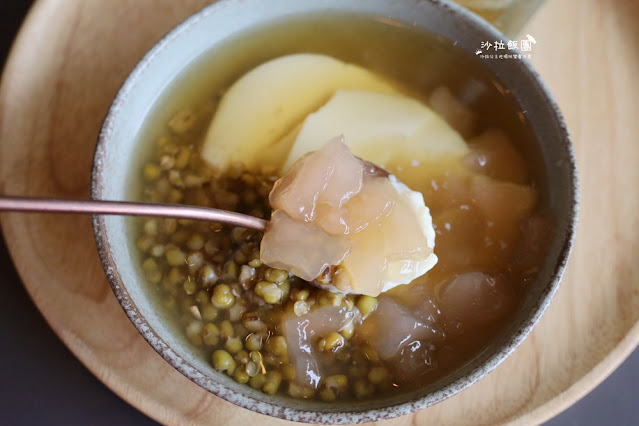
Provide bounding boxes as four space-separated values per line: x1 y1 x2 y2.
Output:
0 161 387 232
0 196 268 231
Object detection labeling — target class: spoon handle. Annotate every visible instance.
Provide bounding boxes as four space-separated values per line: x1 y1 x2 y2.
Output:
0 196 268 231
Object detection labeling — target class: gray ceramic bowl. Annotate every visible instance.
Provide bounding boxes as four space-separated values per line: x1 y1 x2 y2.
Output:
92 0 578 423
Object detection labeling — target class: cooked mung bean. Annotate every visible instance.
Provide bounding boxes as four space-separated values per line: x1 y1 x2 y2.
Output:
356 295 378 317
202 323 220 346
212 350 236 375
211 284 235 309
233 367 250 384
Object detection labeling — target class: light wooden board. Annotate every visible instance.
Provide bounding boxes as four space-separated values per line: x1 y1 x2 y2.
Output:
1 0 638 424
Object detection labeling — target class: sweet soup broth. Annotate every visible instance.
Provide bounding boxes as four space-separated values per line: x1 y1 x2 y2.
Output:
131 14 551 401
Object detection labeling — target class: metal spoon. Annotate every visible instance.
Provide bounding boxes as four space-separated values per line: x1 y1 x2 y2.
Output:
0 196 268 231
0 160 390 232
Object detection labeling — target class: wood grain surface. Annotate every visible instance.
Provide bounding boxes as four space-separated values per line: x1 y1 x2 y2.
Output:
1 0 637 424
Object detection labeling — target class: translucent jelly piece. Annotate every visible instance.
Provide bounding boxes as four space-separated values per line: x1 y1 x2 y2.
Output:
391 339 439 382
471 175 537 257
463 129 529 184
260 210 349 281
439 272 516 337
432 205 487 272
269 136 363 230
336 223 388 295
357 296 443 360
345 174 396 234
418 173 472 214
338 175 437 295
281 305 361 388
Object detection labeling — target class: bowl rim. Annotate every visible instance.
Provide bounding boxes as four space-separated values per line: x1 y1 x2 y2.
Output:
91 0 579 423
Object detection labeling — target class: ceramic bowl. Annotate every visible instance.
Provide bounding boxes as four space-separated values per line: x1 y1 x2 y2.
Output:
92 0 578 423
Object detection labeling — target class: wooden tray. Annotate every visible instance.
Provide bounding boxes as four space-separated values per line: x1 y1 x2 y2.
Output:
1 0 638 424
